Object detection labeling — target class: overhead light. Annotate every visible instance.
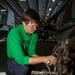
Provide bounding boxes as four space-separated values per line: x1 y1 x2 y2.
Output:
42 23 44 25
45 20 46 22
47 14 49 16
52 0 55 2
24 9 27 11
1 9 6 12
20 0 26 1
46 18 47 19
49 8 52 11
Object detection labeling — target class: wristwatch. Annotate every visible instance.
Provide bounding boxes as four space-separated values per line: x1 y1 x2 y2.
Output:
46 60 51 64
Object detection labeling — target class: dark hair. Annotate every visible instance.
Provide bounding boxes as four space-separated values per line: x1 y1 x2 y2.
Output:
22 8 40 24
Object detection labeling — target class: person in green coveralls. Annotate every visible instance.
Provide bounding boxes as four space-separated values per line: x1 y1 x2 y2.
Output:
7 8 57 75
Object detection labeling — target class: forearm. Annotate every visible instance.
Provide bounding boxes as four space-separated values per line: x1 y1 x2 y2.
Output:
29 56 46 64
29 55 57 65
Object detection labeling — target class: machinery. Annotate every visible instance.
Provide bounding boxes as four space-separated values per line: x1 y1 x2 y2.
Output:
31 40 70 75
31 28 75 75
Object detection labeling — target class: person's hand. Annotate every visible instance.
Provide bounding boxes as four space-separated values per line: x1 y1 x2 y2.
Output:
45 55 57 66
